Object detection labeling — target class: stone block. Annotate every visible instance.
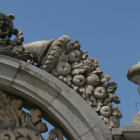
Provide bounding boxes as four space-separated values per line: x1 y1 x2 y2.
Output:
48 94 92 138
19 61 62 93
12 69 59 106
122 125 140 131
49 73 71 93
112 128 122 135
47 105 79 140
61 89 109 133
122 125 140 139
0 55 20 68
132 114 140 124
123 132 140 139
92 127 107 140
0 56 19 87
113 136 124 140
79 130 97 140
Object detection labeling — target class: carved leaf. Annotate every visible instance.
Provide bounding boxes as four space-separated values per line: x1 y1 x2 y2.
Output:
30 109 41 124
0 90 48 134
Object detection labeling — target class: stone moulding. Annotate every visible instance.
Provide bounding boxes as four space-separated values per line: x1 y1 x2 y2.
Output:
0 54 111 140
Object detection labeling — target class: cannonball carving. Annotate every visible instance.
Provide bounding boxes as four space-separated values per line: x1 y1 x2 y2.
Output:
56 62 71 76
94 87 107 99
86 74 100 87
100 106 112 117
73 75 86 87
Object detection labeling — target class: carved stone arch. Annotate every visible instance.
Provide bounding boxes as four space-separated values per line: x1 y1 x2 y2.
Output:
0 54 111 140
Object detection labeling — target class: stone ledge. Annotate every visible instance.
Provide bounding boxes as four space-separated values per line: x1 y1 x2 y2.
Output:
112 124 140 140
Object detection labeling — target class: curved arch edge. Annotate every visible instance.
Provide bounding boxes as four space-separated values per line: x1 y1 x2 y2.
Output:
0 55 112 140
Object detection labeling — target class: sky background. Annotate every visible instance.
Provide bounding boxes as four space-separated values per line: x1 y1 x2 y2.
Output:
1 1 140 139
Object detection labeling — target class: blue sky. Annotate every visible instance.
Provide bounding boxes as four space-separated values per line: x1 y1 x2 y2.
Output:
1 1 140 139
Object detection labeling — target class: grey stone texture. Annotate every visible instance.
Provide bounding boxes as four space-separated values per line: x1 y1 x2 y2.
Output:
0 55 111 140
112 113 140 140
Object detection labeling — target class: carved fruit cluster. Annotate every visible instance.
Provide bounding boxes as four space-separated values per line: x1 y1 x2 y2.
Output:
50 37 122 129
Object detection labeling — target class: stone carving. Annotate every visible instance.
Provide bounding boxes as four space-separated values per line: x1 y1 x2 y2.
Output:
48 37 122 129
100 106 112 117
103 93 120 105
0 13 33 62
47 129 63 140
94 87 107 99
0 90 64 140
127 62 140 95
100 105 122 130
0 13 122 130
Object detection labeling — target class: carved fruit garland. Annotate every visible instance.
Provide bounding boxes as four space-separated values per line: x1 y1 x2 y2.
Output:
50 36 122 130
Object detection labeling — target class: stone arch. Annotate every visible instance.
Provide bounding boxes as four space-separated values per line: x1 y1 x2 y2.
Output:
0 54 111 140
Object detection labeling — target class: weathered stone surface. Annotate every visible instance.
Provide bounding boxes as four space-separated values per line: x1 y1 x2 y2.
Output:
0 55 111 140
0 90 46 140
0 90 65 140
79 131 97 140
132 114 140 124
48 94 92 138
0 12 122 130
112 128 122 135
62 89 107 132
112 113 140 140
122 124 140 131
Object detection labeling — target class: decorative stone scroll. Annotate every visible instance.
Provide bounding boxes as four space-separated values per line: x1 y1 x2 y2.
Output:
0 13 122 130
0 90 64 140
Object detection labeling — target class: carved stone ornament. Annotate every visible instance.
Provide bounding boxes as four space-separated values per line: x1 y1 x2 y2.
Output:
0 13 122 130
0 90 64 140
127 62 140 95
